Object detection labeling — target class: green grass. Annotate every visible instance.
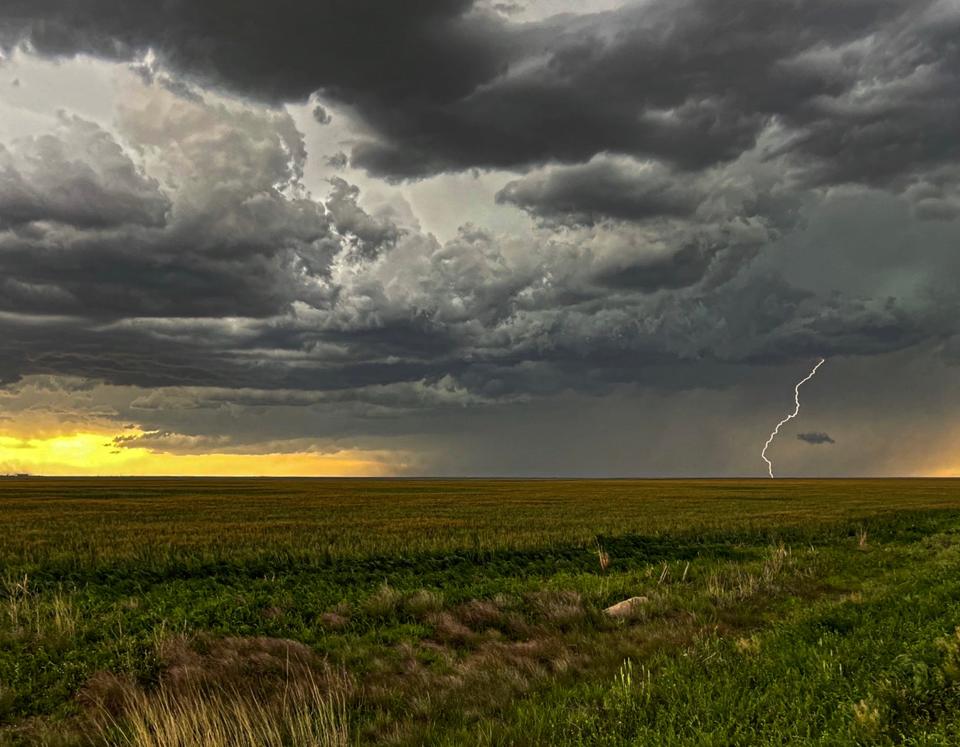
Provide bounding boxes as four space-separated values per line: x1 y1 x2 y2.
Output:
1 478 960 745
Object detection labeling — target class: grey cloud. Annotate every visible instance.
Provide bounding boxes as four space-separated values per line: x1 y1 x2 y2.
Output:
0 109 951 405
2 0 958 228
325 152 349 170
495 142 805 293
0 88 345 320
0 0 931 184
0 4 958 463
325 178 402 261
0 0 496 104
3 210 942 399
0 114 169 229
797 431 835 444
312 105 332 125
344 0 933 180
591 241 717 292
496 158 698 226
913 199 960 221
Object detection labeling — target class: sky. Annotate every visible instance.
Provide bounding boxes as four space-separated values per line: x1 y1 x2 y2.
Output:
0 0 959 477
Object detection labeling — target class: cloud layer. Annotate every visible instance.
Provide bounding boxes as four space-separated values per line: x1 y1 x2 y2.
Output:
0 0 958 474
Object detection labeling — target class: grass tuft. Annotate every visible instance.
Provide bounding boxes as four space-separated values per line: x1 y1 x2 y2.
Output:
97 677 349 747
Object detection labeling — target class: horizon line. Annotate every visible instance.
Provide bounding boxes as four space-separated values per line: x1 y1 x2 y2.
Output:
1 474 956 481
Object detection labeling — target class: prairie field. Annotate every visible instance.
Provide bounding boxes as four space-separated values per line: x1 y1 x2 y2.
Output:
2 478 960 745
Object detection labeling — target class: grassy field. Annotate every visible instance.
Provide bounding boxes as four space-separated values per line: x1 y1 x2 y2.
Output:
2 478 960 745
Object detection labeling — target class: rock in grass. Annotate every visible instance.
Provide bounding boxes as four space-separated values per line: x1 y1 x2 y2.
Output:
604 596 649 618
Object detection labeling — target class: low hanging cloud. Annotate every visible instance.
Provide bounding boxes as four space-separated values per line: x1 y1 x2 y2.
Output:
0 71 953 404
496 157 701 226
797 431 836 445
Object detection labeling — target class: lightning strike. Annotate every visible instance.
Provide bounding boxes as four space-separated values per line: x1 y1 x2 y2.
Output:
761 358 826 478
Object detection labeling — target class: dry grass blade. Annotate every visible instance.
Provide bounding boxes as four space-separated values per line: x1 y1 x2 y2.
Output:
595 540 610 573
99 677 349 747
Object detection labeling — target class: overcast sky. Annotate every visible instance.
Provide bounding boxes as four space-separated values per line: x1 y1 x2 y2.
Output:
0 0 958 476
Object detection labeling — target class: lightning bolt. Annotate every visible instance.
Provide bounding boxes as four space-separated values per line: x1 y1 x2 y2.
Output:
761 358 826 478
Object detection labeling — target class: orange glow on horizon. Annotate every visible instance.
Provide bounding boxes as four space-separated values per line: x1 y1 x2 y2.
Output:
929 466 960 478
0 431 404 477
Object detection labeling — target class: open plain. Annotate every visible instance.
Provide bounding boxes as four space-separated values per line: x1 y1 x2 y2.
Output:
3 478 960 745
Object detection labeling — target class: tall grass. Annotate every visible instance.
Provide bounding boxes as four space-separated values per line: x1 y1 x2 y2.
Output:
99 678 349 747
2 573 77 642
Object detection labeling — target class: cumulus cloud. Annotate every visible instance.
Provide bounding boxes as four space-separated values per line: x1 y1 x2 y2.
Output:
0 83 341 319
0 113 169 228
0 79 950 399
325 178 402 261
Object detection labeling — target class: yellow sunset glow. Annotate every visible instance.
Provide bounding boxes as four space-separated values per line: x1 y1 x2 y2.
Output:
0 431 401 477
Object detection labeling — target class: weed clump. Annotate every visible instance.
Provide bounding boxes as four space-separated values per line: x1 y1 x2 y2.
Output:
454 599 503 629
360 584 403 619
429 612 476 646
852 698 882 739
530 591 586 628
403 589 444 619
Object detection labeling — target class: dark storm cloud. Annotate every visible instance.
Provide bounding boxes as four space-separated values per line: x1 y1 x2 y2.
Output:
0 114 169 229
797 431 835 445
344 0 946 181
0 0 959 462
496 158 698 226
591 241 716 292
0 94 951 411
1 206 943 399
311 105 332 125
0 0 943 183
0 0 495 104
1 0 957 213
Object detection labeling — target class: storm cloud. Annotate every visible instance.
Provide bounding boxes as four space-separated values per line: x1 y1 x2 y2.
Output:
0 113 169 229
797 432 836 445
1 1 956 183
0 0 959 475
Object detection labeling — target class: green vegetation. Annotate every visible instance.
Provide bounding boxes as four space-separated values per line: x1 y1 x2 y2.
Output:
2 478 960 745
